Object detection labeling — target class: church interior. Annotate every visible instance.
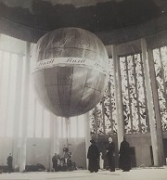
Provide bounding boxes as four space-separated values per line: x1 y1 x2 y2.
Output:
0 0 167 179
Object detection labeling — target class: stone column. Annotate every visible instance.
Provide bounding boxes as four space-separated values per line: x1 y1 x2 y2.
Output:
50 113 59 170
141 38 164 166
4 54 12 137
61 117 63 139
32 99 37 165
12 54 24 170
49 113 54 170
19 42 31 172
148 48 164 165
65 118 70 148
41 107 44 138
54 116 59 154
33 99 37 138
111 45 124 149
76 116 79 139
69 118 71 139
84 112 91 169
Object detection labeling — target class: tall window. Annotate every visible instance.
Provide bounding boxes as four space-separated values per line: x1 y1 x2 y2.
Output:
0 34 85 138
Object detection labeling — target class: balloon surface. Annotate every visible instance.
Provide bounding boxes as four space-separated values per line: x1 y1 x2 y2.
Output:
33 28 108 117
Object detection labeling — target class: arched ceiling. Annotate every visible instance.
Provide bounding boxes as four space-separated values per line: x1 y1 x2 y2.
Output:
0 0 167 44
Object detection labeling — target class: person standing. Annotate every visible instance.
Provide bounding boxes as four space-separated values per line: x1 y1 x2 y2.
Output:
99 152 104 169
7 153 13 173
52 153 58 171
87 140 99 173
106 137 115 172
119 137 131 171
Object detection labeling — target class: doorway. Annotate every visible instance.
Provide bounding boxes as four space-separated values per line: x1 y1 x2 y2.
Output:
130 147 136 167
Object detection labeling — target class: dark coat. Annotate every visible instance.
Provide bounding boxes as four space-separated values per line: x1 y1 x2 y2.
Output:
87 143 99 172
52 155 58 169
119 140 131 171
7 155 13 173
7 156 13 166
106 142 115 171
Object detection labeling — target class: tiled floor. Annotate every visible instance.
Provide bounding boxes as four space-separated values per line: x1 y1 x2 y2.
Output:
0 168 167 180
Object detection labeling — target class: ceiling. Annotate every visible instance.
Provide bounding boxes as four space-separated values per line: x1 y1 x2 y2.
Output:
0 0 167 43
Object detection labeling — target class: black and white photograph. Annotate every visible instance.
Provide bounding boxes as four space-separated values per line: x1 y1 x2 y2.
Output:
0 0 167 180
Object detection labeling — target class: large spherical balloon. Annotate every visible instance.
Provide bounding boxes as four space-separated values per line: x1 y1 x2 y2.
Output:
32 28 108 117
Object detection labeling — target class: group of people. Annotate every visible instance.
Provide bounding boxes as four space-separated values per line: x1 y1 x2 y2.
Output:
5 138 130 173
52 146 76 171
87 136 131 173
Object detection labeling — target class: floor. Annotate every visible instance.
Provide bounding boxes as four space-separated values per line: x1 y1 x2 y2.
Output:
0 168 167 180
